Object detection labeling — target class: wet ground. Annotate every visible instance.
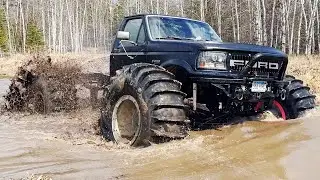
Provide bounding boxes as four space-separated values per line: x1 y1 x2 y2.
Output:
0 78 320 180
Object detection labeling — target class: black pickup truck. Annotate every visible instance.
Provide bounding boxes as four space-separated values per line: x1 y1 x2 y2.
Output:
100 14 315 146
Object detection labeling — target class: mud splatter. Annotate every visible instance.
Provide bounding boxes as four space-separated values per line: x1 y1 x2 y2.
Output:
4 55 81 113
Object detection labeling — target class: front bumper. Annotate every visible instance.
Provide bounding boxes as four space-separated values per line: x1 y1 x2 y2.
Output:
190 77 289 87
190 76 289 103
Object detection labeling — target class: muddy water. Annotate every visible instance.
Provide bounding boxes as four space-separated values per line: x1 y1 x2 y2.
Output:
282 112 320 180
0 79 124 179
0 78 320 179
0 79 10 99
124 120 308 179
0 122 123 179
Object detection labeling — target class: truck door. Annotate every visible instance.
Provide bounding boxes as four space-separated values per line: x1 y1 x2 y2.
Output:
110 18 147 75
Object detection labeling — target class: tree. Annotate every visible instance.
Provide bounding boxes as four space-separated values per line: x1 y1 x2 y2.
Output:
0 8 8 53
26 22 44 52
5 0 12 53
1 0 320 54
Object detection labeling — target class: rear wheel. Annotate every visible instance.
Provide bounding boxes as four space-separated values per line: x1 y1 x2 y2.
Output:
100 63 189 147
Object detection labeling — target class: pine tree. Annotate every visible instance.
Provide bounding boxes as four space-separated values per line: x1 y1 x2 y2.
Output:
26 22 44 52
112 0 125 34
0 8 8 53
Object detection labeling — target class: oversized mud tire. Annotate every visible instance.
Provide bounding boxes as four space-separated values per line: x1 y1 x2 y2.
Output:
100 63 189 146
26 77 53 114
282 75 316 119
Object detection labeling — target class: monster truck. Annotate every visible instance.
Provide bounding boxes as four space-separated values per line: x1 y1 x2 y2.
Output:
99 14 315 146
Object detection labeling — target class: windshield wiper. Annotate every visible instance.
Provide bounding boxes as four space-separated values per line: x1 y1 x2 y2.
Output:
156 36 194 41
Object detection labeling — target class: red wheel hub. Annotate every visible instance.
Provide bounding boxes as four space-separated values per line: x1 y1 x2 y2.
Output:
255 100 287 120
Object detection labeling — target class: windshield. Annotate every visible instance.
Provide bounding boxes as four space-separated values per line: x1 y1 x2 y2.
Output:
147 16 222 42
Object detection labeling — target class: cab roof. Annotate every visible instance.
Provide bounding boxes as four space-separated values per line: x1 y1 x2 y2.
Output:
124 14 197 21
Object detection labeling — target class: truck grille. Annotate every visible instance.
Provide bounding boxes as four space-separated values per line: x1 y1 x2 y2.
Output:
230 53 282 78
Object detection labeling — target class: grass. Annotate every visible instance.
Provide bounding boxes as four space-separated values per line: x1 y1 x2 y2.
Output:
287 55 320 94
0 74 11 79
287 55 320 104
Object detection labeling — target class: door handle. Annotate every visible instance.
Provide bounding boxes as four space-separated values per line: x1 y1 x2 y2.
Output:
114 49 120 53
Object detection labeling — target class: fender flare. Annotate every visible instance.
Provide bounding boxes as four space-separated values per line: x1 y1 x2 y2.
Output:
160 59 193 74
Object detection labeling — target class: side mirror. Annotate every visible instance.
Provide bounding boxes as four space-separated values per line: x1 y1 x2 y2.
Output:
117 31 130 40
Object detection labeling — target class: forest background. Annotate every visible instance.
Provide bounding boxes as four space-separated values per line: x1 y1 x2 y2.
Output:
0 0 319 55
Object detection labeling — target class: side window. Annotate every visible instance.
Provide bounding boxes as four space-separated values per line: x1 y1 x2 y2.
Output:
123 18 142 43
137 25 146 44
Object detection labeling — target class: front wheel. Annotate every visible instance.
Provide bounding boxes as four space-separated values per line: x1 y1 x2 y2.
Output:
254 75 315 120
100 64 189 147
282 75 316 119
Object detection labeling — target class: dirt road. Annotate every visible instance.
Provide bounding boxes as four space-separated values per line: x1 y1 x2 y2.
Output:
1 78 320 180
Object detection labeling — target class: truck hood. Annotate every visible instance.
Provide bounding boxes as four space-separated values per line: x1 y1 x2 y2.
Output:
149 40 287 57
202 42 286 56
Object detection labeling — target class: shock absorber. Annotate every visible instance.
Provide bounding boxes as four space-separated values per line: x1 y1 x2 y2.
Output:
280 89 286 101
193 83 197 111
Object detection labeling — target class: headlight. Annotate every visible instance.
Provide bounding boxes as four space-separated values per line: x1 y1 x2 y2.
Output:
197 51 227 70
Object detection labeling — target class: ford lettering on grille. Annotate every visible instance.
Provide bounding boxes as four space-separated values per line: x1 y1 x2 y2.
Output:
230 59 279 70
